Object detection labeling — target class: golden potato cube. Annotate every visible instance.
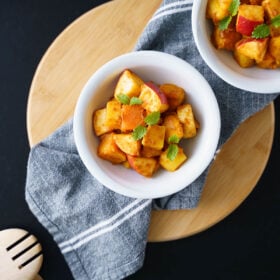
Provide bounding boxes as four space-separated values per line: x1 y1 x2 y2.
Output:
235 38 269 63
105 99 121 130
233 48 255 68
159 146 187 172
142 125 165 150
257 51 278 69
114 133 141 156
212 26 242 51
127 155 159 177
262 0 280 19
206 0 232 22
141 146 162 158
163 114 184 142
159 84 185 111
114 69 144 99
177 104 197 138
97 133 126 164
269 36 280 64
93 108 112 136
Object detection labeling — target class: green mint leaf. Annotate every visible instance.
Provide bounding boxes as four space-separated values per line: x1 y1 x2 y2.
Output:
132 125 147 140
252 24 270 39
218 16 232 31
116 94 130 105
167 144 178 161
144 112 161 126
229 0 240 16
271 15 280 28
168 135 180 144
130 97 143 105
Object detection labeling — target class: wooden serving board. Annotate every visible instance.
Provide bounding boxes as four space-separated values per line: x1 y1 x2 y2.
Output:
27 0 275 242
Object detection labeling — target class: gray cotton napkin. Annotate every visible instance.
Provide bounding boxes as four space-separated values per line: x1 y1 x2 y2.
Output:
25 0 279 279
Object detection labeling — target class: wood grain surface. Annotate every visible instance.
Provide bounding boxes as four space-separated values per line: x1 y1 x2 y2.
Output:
26 0 275 242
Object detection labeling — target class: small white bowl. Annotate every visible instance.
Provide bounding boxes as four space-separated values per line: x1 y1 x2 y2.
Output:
192 0 280 94
73 51 220 199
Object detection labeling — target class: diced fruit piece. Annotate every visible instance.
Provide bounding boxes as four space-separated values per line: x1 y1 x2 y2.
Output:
142 125 166 150
159 146 187 172
139 82 169 113
163 114 183 142
114 69 144 99
212 26 242 51
269 36 280 64
236 4 264 36
97 133 126 164
141 146 162 158
235 38 269 63
262 0 280 20
159 84 185 111
233 47 255 67
105 99 121 130
114 133 141 156
127 155 158 177
121 104 145 132
177 104 197 138
206 0 232 22
93 108 112 136
257 51 278 68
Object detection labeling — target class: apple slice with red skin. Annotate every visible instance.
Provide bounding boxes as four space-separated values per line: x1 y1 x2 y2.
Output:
236 15 263 36
235 37 269 63
139 82 169 113
236 4 264 36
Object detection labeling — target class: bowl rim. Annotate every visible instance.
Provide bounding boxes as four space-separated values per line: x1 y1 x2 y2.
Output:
191 0 280 94
73 50 221 198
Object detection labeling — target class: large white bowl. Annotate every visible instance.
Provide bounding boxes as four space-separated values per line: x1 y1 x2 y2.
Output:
192 0 280 94
73 51 220 198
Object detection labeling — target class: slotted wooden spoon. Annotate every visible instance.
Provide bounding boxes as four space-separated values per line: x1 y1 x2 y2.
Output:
0 228 43 280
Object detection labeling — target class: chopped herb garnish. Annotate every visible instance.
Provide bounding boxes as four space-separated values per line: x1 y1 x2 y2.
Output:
144 112 161 126
130 97 143 105
132 125 147 140
167 144 178 161
271 15 280 28
252 24 270 39
218 16 232 31
168 135 180 144
116 94 130 105
229 0 240 16
218 0 240 30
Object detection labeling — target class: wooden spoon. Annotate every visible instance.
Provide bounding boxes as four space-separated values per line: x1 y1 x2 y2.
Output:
0 228 43 280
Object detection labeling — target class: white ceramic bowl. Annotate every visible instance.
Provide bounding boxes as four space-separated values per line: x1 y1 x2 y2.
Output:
192 0 280 94
73 51 220 199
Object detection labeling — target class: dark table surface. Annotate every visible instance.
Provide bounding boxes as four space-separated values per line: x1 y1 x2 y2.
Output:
1 1 280 279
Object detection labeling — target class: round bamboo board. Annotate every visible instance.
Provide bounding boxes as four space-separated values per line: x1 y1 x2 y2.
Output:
26 0 275 242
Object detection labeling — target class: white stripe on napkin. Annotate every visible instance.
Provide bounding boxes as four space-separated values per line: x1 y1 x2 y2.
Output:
60 199 151 253
59 198 144 248
149 1 193 23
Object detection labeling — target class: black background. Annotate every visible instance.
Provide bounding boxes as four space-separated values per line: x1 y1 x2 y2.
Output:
0 1 280 279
